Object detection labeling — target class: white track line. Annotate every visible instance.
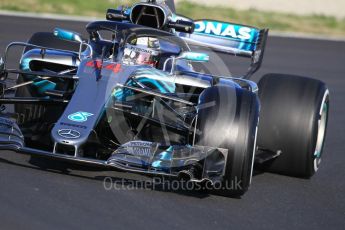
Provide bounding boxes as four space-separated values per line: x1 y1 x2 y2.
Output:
0 10 344 42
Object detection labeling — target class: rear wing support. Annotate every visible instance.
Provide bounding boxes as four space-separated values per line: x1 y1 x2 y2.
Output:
244 28 269 79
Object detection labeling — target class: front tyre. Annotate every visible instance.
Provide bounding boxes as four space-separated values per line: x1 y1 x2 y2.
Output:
196 86 259 196
257 74 330 177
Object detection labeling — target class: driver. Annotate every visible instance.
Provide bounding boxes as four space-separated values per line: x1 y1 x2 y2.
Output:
122 37 160 67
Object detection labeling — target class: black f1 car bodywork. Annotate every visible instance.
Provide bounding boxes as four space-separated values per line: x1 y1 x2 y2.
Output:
0 0 330 196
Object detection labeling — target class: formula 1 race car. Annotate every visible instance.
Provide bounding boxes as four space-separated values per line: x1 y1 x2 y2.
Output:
0 0 329 196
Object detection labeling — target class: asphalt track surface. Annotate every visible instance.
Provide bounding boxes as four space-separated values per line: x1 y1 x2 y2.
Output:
0 15 344 230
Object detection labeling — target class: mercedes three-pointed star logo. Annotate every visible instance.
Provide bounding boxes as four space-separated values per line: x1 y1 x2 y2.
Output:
58 129 81 139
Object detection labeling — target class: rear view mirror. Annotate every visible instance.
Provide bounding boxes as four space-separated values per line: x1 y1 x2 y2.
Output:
177 52 209 62
53 28 83 43
164 51 210 74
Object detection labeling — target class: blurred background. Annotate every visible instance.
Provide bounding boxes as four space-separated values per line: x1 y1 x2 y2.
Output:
0 0 344 37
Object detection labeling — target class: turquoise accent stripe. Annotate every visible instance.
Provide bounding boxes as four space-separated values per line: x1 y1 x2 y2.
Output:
33 80 56 94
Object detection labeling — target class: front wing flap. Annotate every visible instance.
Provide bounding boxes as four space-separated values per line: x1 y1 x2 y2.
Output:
0 116 228 185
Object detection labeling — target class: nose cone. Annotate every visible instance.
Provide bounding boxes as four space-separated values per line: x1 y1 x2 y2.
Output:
51 126 89 147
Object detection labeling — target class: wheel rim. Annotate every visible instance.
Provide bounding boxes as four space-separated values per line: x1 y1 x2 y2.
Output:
314 90 329 172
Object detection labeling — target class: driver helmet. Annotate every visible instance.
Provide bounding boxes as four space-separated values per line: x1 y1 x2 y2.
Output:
122 37 160 67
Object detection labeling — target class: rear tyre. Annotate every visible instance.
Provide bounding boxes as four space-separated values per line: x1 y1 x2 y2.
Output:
257 74 330 177
196 86 259 196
